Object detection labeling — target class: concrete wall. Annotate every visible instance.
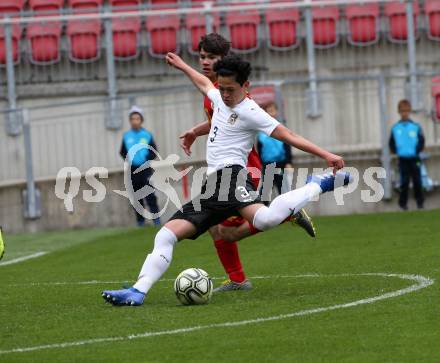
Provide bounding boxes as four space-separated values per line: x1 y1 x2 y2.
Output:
1 74 439 184
1 151 439 234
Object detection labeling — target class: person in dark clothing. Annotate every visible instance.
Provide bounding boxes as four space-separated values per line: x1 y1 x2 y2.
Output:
257 101 292 200
120 106 161 226
389 99 425 210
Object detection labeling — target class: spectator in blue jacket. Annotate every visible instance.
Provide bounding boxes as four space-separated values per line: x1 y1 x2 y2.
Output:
389 99 425 210
257 102 292 200
120 106 160 226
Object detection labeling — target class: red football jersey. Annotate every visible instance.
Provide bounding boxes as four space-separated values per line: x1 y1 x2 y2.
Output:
203 84 262 188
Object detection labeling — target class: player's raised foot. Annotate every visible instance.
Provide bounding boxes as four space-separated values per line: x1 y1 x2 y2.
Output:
306 171 352 194
213 279 253 293
101 287 145 306
292 209 316 238
0 228 5 261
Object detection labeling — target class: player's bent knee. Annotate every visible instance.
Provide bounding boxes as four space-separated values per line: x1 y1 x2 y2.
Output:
163 219 196 241
217 225 236 242
208 225 221 241
252 207 282 231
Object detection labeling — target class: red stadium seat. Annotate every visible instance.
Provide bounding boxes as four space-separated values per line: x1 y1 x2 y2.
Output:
0 26 22 64
111 0 140 6
27 23 63 63
0 1 26 64
250 85 276 107
0 0 26 14
185 0 220 55
425 0 440 40
27 0 64 64
312 3 340 48
432 76 440 121
67 0 103 62
185 14 220 54
150 0 178 6
111 0 141 60
384 1 420 43
225 2 261 53
265 0 300 50
345 3 380 46
146 0 181 57
67 21 101 61
69 0 103 8
29 0 65 10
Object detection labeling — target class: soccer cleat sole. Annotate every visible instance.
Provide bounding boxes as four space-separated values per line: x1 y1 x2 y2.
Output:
213 280 253 293
293 209 316 238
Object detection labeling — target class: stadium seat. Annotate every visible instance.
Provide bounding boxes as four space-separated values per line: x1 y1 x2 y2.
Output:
185 1 220 55
225 2 261 53
425 0 440 41
384 1 420 43
265 0 300 50
432 76 440 121
150 0 178 6
0 0 26 14
0 1 26 65
146 0 181 57
27 0 64 64
345 3 380 46
111 0 141 60
0 26 22 65
312 3 340 48
29 0 65 10
250 85 276 107
69 0 103 8
67 0 103 62
111 0 140 6
185 13 220 54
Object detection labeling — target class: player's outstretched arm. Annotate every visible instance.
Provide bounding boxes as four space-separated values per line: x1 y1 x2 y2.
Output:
179 120 211 156
165 53 215 96
271 124 344 173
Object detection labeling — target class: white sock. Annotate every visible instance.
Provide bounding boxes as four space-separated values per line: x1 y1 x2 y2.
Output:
253 183 322 231
133 227 178 294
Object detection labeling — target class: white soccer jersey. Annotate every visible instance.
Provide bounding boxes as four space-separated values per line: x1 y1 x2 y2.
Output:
206 88 280 174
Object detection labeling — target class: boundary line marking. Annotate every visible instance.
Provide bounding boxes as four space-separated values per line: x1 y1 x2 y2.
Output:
5 274 321 287
0 272 434 355
0 252 47 267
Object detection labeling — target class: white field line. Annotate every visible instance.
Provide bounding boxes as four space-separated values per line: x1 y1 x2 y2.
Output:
0 252 47 267
0 273 434 356
5 274 321 287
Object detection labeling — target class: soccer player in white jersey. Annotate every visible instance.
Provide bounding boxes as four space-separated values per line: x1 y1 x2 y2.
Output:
102 54 351 306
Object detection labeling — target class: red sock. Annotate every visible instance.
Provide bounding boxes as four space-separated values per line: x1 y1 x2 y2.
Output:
214 239 246 283
248 223 261 236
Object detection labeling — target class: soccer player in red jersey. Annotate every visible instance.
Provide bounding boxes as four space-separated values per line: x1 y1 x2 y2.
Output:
179 34 315 292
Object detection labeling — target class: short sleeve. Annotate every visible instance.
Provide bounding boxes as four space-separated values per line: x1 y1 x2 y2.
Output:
207 88 222 105
247 106 280 136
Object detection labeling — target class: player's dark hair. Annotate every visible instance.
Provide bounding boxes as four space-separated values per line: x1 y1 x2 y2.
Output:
129 112 144 122
213 55 252 86
398 99 412 111
198 33 230 57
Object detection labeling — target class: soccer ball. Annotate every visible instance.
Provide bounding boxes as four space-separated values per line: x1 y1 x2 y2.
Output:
174 268 213 305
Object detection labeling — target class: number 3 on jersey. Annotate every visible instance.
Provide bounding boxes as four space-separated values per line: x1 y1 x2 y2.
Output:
210 126 218 143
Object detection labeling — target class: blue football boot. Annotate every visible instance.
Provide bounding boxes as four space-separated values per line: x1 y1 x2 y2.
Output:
306 171 352 193
102 287 145 306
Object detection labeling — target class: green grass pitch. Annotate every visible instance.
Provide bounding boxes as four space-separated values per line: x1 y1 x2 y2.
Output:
1 210 439 362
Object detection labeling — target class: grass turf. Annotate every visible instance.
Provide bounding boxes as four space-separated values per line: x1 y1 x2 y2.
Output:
0 210 439 362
